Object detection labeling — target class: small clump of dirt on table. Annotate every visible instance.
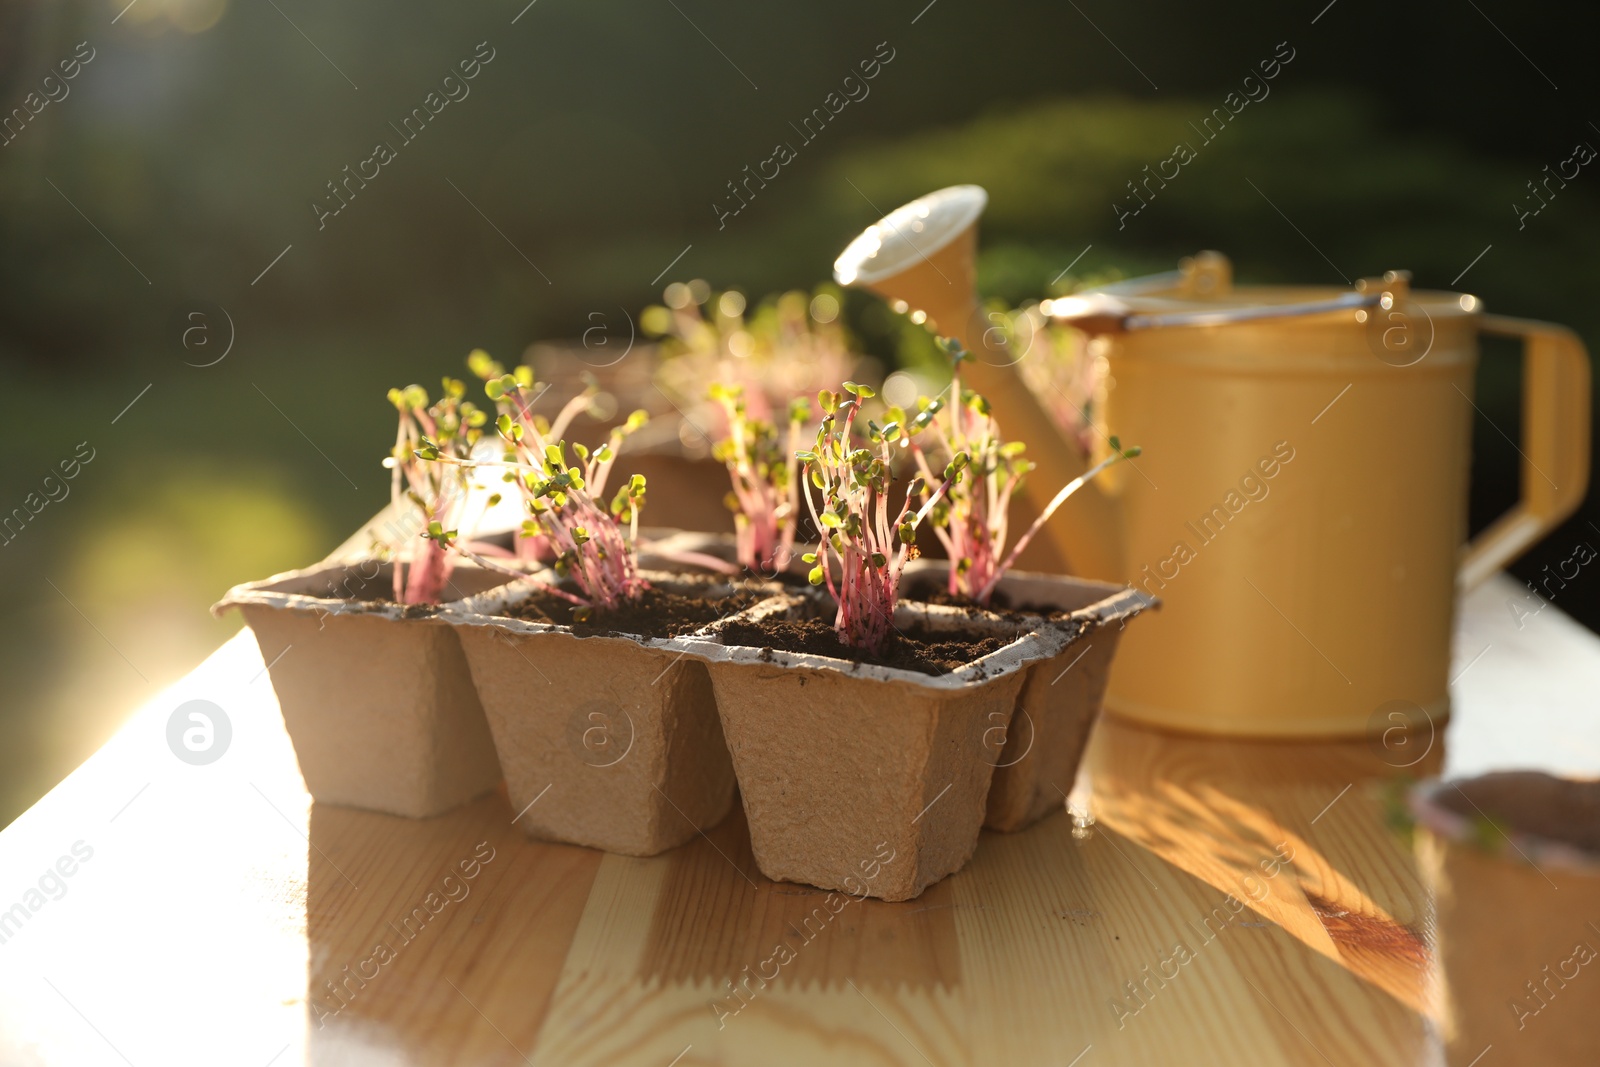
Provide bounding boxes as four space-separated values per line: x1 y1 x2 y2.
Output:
715 614 1015 675
506 585 765 639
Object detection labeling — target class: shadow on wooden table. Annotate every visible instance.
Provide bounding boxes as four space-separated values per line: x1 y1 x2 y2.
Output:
1086 713 1444 1019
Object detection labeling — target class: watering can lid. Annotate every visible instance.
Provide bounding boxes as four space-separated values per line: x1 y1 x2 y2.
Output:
833 185 987 286
1046 253 1481 334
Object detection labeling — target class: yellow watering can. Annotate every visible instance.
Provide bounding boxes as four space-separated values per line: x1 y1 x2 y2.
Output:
835 185 1591 737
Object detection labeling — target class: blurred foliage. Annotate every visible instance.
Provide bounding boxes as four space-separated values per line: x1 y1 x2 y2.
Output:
789 93 1600 332
4 0 1600 825
69 466 327 611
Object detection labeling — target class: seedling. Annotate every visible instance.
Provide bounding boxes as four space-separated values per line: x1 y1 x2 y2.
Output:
459 351 651 619
710 382 810 574
381 379 490 604
913 337 1140 607
797 381 967 655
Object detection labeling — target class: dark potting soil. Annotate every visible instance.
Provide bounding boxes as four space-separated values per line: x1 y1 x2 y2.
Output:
326 598 441 619
1437 772 1600 855
901 579 1063 621
299 564 464 618
506 585 765 639
714 614 1016 676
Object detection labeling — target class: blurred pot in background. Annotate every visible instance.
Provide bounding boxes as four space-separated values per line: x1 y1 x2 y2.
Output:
1410 772 1600 1065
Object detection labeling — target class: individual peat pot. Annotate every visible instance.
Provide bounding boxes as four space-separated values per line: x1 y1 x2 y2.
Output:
900 561 1153 833
214 560 512 818
1410 772 1600 1066
441 572 746 857
977 570 1149 832
686 596 1053 902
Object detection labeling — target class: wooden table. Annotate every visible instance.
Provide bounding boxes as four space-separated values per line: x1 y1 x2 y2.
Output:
2 573 1596 1066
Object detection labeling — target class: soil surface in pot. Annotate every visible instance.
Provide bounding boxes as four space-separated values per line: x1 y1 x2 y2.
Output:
291 564 500 618
902 578 1064 619
715 613 1018 676
506 584 765 639
1436 772 1600 855
301 597 445 618
655 554 815 590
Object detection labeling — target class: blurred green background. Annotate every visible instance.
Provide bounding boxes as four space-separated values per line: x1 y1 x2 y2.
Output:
4 0 1599 825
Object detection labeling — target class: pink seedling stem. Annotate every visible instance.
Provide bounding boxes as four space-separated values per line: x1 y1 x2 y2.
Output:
910 337 1141 608
710 383 810 574
383 380 491 605
799 382 968 655
431 351 652 619
972 448 1136 605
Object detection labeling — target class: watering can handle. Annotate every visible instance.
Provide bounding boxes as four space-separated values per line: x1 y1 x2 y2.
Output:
1458 316 1592 591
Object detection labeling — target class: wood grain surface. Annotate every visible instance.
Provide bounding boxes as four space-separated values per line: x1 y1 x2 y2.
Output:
0 573 1595 1066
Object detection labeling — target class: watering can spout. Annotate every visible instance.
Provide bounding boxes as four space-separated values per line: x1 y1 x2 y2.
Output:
833 185 1127 580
